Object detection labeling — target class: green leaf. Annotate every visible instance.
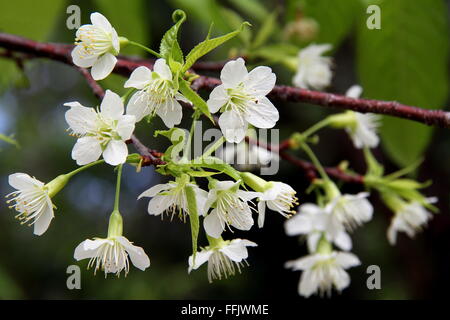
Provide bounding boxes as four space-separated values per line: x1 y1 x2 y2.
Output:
252 11 278 49
159 10 187 63
94 0 150 55
219 8 252 46
178 80 214 122
154 127 187 161
0 133 20 148
286 0 358 47
356 0 449 167
227 0 270 23
182 22 250 72
0 0 65 92
188 170 221 177
185 185 200 259
189 156 242 181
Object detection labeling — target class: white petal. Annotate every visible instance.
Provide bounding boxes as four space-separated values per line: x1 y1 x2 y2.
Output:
193 186 209 216
257 201 266 228
91 53 117 80
220 58 248 88
9 173 43 190
90 12 113 32
333 269 351 291
116 115 136 140
64 104 97 134
111 28 120 53
207 85 228 113
100 90 124 120
203 209 224 239
188 250 213 272
33 200 54 236
127 91 150 122
147 195 174 216
153 58 172 80
220 242 249 262
74 239 110 260
72 136 102 165
215 180 237 191
335 252 361 268
116 236 150 271
285 214 313 236
345 85 363 99
245 97 279 129
218 110 247 143
285 254 319 271
124 66 152 89
156 99 183 128
299 270 319 297
334 231 352 251
103 140 128 165
71 46 97 68
307 232 321 252
244 66 276 97
138 183 172 199
236 190 260 201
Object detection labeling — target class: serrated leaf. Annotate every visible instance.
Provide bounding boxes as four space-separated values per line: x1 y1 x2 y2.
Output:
185 185 200 259
159 10 186 63
94 0 150 55
356 0 449 167
178 80 214 122
182 22 250 72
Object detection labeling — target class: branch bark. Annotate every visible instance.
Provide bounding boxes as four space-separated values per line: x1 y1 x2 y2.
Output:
1 32 449 128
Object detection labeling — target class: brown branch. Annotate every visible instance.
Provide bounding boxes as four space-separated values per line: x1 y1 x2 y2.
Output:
1 33 449 128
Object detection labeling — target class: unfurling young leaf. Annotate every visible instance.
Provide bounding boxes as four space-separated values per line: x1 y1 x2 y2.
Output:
182 22 251 72
159 9 187 63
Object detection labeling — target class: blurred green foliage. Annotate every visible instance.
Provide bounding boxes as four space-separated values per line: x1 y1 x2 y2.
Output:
0 0 449 300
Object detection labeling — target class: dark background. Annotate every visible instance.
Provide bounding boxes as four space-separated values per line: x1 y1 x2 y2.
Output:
0 0 449 299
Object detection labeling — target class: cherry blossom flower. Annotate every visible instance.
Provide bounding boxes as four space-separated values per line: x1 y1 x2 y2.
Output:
188 238 257 282
387 200 435 245
293 43 332 90
125 59 190 127
138 179 208 221
257 181 298 227
286 251 360 297
203 180 260 238
74 236 150 277
285 203 352 252
207 58 278 143
72 12 120 80
65 90 136 166
6 173 71 235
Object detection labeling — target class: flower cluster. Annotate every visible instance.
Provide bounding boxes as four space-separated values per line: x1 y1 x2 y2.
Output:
4 10 438 297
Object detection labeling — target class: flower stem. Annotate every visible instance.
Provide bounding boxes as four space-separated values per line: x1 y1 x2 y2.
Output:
201 136 226 158
114 164 123 211
66 160 104 178
301 118 331 138
128 41 162 58
301 143 330 181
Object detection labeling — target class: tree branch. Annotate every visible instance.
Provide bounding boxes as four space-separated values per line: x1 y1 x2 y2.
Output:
1 33 449 128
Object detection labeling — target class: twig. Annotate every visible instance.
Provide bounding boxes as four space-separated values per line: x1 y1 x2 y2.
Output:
1 33 449 128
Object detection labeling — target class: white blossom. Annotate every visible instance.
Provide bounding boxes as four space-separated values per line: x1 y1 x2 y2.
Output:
257 182 298 228
387 201 434 245
65 90 136 166
344 85 381 149
293 44 332 90
285 203 352 251
188 238 257 282
203 180 260 238
72 12 120 80
125 59 190 127
207 58 279 143
138 180 208 221
6 173 55 236
74 235 150 277
328 192 374 232
285 251 360 297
